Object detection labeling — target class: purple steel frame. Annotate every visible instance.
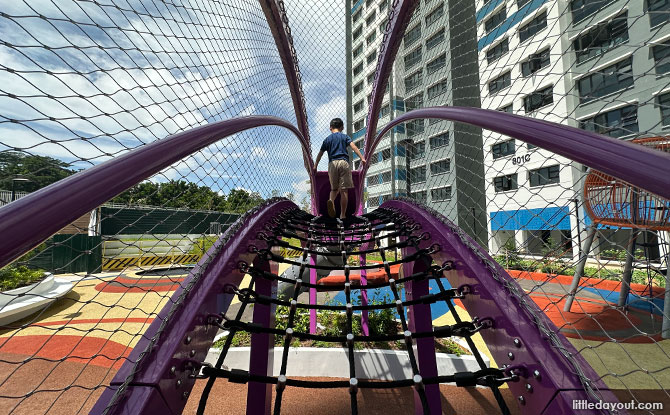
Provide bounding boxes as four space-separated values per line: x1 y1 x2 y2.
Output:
0 116 305 270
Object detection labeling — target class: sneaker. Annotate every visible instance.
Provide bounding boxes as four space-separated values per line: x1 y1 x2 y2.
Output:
327 199 336 218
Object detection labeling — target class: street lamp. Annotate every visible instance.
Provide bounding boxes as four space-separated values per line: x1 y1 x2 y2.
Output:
11 176 30 202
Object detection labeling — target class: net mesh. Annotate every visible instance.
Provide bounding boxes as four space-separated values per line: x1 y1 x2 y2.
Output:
0 0 669 413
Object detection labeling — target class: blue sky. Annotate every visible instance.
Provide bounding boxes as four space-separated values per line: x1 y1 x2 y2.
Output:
0 0 347 202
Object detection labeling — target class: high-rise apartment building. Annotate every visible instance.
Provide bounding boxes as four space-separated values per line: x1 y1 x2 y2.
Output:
477 0 670 258
346 0 487 243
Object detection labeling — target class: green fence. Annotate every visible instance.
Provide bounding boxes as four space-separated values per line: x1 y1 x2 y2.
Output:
100 206 239 235
26 235 102 274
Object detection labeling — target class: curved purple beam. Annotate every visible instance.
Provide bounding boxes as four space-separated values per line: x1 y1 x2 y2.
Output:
364 106 670 202
0 116 304 269
361 0 420 163
258 0 313 173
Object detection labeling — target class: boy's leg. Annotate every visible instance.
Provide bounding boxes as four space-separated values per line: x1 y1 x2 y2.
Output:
339 188 348 219
327 161 338 217
339 161 354 219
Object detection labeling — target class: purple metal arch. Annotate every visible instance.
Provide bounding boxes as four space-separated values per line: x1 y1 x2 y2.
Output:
90 199 295 415
361 0 420 162
0 115 304 269
362 107 670 204
258 0 313 173
386 199 622 414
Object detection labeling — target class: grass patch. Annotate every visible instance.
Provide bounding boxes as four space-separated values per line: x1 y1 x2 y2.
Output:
189 236 219 256
0 266 47 291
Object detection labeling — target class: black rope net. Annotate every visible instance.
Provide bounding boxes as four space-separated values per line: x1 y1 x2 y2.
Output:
0 0 669 414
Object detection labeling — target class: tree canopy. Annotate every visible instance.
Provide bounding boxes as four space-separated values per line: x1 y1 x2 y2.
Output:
0 152 76 192
111 180 264 213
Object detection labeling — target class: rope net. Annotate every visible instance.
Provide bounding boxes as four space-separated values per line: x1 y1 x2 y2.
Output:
0 0 668 414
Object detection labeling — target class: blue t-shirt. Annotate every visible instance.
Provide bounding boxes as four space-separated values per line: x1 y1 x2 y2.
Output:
320 132 352 163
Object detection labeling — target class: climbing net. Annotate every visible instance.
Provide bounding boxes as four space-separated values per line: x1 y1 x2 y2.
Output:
0 0 669 414
198 207 513 414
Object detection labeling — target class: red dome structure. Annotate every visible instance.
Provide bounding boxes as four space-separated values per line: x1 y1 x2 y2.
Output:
583 137 670 231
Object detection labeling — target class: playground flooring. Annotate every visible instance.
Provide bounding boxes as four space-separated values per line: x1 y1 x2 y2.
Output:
0 264 669 413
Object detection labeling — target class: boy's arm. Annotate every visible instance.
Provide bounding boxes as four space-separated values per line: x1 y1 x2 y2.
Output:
314 150 324 171
349 142 366 164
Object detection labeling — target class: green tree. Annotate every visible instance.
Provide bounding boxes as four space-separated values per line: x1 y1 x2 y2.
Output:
0 151 76 192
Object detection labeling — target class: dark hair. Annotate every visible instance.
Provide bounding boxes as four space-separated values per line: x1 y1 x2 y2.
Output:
330 118 344 130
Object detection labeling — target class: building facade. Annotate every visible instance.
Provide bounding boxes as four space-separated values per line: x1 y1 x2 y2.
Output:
346 0 487 244
476 0 670 258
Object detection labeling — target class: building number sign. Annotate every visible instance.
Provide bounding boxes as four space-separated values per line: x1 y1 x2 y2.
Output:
512 154 531 166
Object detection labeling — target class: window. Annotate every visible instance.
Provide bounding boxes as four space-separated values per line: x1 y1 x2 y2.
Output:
524 85 553 113
653 40 670 75
366 11 377 26
367 51 377 65
367 72 376 85
410 190 427 203
429 132 449 149
380 104 390 118
354 119 365 131
487 38 509 64
529 165 560 187
649 0 670 27
406 93 423 110
425 29 444 52
430 159 450 175
405 71 423 92
488 71 511 95
407 119 425 137
426 54 446 75
366 0 374 7
354 81 364 94
353 25 363 40
499 103 513 112
431 186 451 201
379 0 388 12
367 32 376 45
577 57 633 104
519 11 547 43
409 166 427 183
353 44 364 59
494 174 518 192
521 48 550 77
354 100 364 113
381 194 393 202
379 20 387 33
381 171 392 183
659 92 670 126
579 104 639 138
570 0 616 24
485 7 506 34
517 0 532 7
382 148 391 160
353 9 362 24
573 13 628 64
427 78 448 99
354 160 361 170
354 62 364 76
409 141 425 159
404 24 422 47
425 5 444 28
367 174 379 186
404 47 422 70
370 153 380 165
492 139 515 159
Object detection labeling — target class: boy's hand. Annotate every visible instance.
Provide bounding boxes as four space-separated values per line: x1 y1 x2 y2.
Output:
361 158 366 164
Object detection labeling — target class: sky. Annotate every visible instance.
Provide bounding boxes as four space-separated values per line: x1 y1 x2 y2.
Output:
0 0 348 203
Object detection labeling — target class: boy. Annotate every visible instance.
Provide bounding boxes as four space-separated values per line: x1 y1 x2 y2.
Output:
314 118 366 219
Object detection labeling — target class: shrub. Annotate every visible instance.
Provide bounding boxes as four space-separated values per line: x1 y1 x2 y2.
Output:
0 266 46 291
